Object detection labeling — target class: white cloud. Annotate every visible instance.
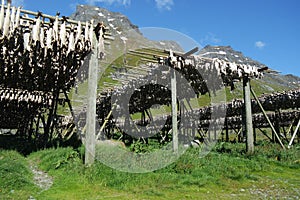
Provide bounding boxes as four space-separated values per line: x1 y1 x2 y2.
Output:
85 0 131 6
155 0 174 11
255 41 266 49
12 0 24 7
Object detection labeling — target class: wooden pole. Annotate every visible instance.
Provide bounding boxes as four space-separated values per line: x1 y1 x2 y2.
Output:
171 69 178 153
253 126 256 145
274 110 281 143
85 47 98 165
243 77 254 153
225 117 229 142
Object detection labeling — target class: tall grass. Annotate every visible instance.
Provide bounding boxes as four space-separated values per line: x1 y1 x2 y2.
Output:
0 150 38 199
1 141 299 199
29 142 300 190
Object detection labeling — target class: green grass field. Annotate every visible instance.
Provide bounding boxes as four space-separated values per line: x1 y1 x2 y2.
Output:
0 141 299 200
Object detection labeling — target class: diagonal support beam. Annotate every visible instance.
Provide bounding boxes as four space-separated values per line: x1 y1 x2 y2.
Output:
250 87 286 150
96 109 113 140
258 127 273 141
182 47 199 59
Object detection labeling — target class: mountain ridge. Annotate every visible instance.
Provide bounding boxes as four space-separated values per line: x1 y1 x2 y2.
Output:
70 5 183 51
70 4 300 92
198 45 300 90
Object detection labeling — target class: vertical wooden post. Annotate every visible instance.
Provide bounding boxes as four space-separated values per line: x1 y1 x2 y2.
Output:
171 69 178 153
225 117 229 142
85 48 98 165
253 126 256 145
274 110 281 143
243 77 254 153
213 120 217 141
272 129 275 143
241 102 246 143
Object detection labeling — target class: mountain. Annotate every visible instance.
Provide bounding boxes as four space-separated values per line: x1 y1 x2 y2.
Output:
199 45 300 92
70 5 300 94
70 5 183 51
70 5 139 35
199 45 267 68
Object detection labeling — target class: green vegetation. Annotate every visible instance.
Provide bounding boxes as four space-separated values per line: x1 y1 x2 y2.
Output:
0 151 38 199
0 142 299 199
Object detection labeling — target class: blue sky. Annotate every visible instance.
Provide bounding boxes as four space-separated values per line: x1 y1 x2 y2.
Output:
14 0 300 76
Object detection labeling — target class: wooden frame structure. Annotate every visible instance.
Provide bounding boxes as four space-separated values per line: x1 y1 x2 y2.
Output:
0 1 109 153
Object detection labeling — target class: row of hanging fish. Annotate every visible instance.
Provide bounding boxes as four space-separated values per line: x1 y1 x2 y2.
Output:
94 89 300 142
0 88 53 106
156 49 264 85
191 56 264 84
0 1 103 92
94 66 299 140
224 111 299 129
0 22 89 92
194 89 300 120
95 52 266 122
0 0 100 55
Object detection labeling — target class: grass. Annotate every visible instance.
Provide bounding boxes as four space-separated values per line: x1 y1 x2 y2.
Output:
0 150 38 199
0 141 299 199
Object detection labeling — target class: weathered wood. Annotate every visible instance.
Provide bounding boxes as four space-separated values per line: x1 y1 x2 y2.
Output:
243 77 254 153
85 48 98 165
171 68 178 153
225 117 229 142
253 126 256 144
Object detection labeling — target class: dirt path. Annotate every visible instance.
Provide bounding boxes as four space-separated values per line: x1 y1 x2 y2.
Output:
30 165 53 191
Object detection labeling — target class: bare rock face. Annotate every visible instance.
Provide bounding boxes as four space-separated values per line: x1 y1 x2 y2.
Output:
69 4 183 52
70 5 140 35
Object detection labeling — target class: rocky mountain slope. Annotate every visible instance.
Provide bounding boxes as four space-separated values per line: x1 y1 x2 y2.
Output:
199 45 300 91
199 45 267 67
70 4 299 93
70 5 183 51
